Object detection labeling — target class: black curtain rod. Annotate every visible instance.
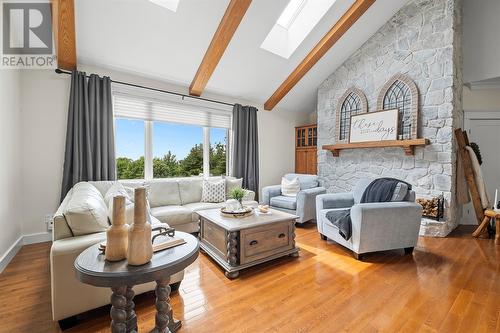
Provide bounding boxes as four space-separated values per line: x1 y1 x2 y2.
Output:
54 68 235 107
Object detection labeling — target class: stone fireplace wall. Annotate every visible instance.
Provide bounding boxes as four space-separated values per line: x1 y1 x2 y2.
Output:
317 0 463 236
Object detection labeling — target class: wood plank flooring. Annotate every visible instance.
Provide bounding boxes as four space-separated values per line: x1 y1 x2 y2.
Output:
0 224 499 332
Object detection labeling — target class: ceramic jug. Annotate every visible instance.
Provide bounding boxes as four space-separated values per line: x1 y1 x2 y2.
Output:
105 196 129 261
127 187 153 265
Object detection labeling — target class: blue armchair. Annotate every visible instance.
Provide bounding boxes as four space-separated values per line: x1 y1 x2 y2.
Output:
316 178 422 260
261 174 326 224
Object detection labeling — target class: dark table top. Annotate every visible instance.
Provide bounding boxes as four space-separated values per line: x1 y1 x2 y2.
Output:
74 231 199 287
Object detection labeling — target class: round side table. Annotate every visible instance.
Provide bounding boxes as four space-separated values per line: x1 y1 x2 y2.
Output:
75 231 199 333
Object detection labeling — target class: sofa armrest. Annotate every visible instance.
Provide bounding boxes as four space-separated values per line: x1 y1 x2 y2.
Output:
316 192 354 211
295 187 326 223
261 185 281 205
350 202 423 253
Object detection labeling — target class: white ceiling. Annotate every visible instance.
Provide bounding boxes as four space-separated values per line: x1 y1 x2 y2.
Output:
75 0 409 114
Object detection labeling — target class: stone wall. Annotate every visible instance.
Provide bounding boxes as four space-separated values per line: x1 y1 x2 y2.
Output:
317 0 463 236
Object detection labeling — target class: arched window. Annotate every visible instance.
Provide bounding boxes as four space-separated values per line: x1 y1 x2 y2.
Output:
336 88 368 142
377 74 419 140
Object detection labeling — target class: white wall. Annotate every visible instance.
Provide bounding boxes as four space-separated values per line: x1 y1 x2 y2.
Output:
19 66 308 235
0 70 23 266
463 86 500 112
20 70 70 236
462 0 500 83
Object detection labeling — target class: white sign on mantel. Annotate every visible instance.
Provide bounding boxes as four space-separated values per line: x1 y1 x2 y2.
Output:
349 109 399 143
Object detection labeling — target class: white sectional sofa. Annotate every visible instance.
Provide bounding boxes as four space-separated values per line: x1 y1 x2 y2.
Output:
50 176 256 322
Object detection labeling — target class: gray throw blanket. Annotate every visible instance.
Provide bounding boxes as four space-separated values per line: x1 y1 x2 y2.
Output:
326 178 411 240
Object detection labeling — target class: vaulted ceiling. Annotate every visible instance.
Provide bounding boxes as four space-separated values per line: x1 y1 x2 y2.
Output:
74 0 409 113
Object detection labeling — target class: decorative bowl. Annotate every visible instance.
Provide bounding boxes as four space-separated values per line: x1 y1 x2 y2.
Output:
220 206 253 218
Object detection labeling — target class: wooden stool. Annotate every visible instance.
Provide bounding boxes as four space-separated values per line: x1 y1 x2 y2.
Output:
472 209 500 244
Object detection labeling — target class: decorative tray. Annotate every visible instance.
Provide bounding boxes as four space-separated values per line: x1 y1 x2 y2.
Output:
220 206 254 218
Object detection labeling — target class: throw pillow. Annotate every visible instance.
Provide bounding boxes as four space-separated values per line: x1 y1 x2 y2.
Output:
201 179 226 203
104 182 132 207
108 201 135 225
64 182 110 236
226 178 243 198
281 177 300 197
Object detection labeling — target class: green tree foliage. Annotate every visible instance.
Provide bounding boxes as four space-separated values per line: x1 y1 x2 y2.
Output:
210 142 226 176
116 156 144 179
117 143 226 179
153 151 180 178
179 144 204 176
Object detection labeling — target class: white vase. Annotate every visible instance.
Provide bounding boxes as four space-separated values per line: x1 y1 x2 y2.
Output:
226 199 239 212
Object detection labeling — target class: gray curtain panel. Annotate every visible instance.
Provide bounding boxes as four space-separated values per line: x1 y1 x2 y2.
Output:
231 104 259 198
60 71 116 201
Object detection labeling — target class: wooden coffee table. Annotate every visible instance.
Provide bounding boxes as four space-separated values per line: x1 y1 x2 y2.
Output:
197 208 299 279
74 231 199 333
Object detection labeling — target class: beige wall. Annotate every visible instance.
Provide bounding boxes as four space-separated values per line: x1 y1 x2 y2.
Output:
19 66 308 236
463 86 500 112
0 70 23 264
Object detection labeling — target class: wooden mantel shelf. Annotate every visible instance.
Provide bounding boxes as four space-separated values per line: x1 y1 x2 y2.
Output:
322 138 429 156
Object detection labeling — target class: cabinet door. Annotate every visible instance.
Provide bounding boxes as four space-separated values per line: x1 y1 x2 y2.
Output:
295 150 307 174
306 149 317 175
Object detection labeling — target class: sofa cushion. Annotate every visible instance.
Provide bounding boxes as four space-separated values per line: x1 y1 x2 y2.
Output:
104 182 133 207
64 182 109 236
147 180 181 207
88 180 145 197
320 208 350 228
353 178 374 204
178 178 203 204
150 206 192 227
270 195 297 210
183 202 226 222
201 179 226 203
284 173 318 190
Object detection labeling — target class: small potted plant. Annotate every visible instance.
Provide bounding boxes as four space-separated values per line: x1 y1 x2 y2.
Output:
229 187 246 210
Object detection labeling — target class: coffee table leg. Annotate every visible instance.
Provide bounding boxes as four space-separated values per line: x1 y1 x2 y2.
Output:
110 286 127 333
225 270 239 279
125 286 137 332
150 278 172 333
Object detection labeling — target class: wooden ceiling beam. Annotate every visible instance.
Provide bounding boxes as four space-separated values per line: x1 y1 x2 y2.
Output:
51 0 77 70
264 0 376 111
189 0 252 96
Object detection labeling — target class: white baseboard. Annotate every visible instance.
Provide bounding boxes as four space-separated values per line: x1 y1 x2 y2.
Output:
0 232 52 273
23 232 52 245
0 236 23 273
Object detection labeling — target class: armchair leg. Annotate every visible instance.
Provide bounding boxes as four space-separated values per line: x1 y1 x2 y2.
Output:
320 234 327 241
404 247 414 255
353 252 364 261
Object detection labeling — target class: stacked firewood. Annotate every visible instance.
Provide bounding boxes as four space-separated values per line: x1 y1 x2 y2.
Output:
417 198 440 217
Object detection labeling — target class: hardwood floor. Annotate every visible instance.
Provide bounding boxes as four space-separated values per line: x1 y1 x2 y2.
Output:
1 224 499 333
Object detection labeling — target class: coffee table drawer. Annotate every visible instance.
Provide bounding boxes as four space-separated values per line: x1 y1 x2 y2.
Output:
240 221 293 264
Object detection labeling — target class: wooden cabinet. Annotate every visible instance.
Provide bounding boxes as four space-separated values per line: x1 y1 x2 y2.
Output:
295 124 317 175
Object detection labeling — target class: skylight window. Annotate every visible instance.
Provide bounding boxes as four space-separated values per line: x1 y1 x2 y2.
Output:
276 0 308 30
149 0 180 12
261 0 337 59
